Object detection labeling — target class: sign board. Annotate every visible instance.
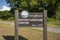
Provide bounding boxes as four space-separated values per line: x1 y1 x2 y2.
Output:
14 10 47 40
17 10 44 27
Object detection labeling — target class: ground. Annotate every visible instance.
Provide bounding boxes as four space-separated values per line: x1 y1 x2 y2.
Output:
0 22 60 40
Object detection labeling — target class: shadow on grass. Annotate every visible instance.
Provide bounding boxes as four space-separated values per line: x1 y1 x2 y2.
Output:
3 35 28 40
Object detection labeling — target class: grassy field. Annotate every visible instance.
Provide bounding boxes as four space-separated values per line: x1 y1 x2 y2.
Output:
0 22 60 40
47 21 60 28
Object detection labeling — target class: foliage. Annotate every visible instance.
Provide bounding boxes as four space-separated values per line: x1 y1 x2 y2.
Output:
0 0 60 20
56 12 60 20
0 11 14 20
6 0 60 17
47 17 55 22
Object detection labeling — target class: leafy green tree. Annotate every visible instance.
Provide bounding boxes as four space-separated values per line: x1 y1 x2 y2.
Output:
6 0 43 12
47 0 60 18
6 0 60 18
0 11 14 20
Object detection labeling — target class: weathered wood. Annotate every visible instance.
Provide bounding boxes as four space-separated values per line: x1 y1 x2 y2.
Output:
43 10 47 40
14 10 19 40
14 10 47 40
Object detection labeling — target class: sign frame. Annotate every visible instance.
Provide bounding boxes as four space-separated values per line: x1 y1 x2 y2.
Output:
14 10 47 40
17 10 44 27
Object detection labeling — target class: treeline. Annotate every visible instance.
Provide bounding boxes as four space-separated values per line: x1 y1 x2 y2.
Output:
0 11 14 20
0 0 60 21
0 10 60 21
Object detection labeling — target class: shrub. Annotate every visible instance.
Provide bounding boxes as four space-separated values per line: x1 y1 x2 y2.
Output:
47 18 55 22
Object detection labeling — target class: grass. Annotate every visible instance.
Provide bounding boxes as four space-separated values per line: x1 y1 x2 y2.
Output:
0 27 60 40
0 22 60 40
47 21 60 28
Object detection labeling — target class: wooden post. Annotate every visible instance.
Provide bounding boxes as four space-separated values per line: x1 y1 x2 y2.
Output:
43 10 47 40
14 10 19 40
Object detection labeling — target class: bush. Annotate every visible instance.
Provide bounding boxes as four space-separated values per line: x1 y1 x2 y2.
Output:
56 12 60 20
0 11 14 21
47 18 55 22
8 17 14 21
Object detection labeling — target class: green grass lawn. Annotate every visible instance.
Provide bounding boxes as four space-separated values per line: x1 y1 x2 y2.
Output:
47 21 60 28
0 22 60 40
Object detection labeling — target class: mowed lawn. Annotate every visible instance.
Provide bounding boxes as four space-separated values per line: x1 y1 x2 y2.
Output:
47 21 60 28
0 23 60 40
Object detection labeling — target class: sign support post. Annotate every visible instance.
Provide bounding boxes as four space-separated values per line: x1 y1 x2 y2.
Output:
43 10 47 40
14 10 19 40
14 9 47 40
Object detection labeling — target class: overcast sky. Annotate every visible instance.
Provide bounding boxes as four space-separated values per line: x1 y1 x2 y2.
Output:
0 0 11 11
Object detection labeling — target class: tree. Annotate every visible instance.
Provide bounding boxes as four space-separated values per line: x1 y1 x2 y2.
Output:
0 11 13 20
6 0 43 12
6 0 60 18
47 0 60 18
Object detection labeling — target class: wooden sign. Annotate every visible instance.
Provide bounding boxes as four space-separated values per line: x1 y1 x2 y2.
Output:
14 10 47 40
15 10 45 27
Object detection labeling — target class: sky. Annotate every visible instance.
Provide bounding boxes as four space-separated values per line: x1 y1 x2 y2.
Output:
0 0 11 11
